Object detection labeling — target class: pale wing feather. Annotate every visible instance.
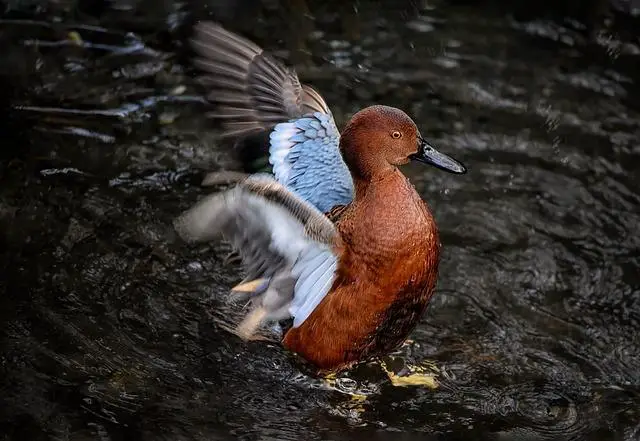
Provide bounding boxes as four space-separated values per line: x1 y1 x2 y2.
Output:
191 22 353 213
269 113 354 213
174 176 340 335
290 249 338 327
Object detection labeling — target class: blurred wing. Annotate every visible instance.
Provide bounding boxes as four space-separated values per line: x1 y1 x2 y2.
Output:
269 112 354 213
191 22 330 138
173 176 340 337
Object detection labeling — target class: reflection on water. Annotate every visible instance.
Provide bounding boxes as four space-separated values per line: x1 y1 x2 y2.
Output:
1 1 639 440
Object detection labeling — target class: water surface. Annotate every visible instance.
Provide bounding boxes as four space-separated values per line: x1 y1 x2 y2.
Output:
1 1 639 440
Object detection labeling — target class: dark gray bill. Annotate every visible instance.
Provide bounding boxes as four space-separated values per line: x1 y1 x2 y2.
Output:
409 136 467 174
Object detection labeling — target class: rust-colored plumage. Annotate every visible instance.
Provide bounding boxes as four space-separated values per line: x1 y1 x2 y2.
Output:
175 22 467 375
282 107 442 372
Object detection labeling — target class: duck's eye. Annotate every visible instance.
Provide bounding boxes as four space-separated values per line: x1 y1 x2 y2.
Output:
391 131 402 139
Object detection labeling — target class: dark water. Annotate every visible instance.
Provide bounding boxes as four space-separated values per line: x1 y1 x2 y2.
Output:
1 1 640 440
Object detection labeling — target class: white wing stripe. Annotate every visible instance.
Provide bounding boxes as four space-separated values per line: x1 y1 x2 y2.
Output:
290 250 338 327
293 250 333 303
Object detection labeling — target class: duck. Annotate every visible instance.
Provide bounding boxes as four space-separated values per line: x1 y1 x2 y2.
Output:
174 22 467 375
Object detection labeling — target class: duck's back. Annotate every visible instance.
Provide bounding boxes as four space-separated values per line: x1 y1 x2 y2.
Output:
282 170 441 372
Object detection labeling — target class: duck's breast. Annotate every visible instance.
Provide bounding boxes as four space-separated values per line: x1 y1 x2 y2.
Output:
281 172 442 370
339 171 440 279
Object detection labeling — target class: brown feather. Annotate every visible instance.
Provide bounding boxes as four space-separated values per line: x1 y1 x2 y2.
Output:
282 170 440 373
191 22 332 139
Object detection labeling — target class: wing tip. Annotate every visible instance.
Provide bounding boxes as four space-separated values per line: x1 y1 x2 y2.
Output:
190 22 335 138
301 85 331 115
172 191 235 243
201 170 250 187
235 306 269 341
172 213 196 243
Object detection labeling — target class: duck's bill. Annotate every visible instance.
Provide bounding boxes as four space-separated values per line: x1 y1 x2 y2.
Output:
410 137 467 174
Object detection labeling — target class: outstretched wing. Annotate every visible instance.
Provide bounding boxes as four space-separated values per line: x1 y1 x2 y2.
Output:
191 22 355 212
174 175 341 338
269 113 353 213
191 22 330 138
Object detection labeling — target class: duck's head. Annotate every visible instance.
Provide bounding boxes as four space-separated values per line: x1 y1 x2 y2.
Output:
339 105 466 179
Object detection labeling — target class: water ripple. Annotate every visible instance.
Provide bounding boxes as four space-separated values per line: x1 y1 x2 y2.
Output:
1 2 639 440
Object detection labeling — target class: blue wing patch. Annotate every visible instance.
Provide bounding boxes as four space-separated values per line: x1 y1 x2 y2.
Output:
269 112 354 213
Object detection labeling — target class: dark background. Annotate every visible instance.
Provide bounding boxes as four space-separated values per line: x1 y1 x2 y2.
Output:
1 0 639 440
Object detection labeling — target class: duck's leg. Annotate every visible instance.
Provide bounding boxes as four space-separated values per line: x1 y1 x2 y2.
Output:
380 359 439 388
378 341 440 389
311 368 381 424
318 372 374 399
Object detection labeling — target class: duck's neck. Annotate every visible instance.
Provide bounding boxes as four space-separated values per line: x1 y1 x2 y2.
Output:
341 167 438 276
353 167 397 200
